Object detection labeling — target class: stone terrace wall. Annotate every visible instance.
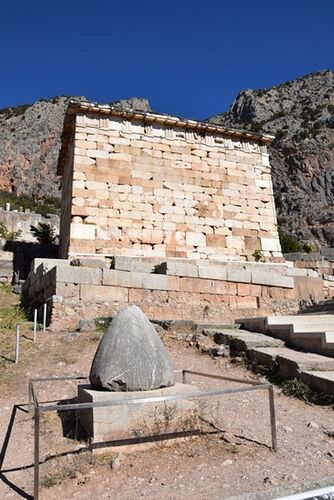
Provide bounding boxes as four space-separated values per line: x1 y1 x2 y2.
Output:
60 111 282 261
21 257 321 332
0 210 59 243
285 249 334 298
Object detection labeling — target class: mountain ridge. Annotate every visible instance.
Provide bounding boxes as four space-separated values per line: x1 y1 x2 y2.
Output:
1 71 334 246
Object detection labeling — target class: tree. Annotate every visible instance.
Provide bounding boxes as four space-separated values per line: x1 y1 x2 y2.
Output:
30 222 58 244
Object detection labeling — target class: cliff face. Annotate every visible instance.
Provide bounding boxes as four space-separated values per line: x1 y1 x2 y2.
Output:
0 96 151 200
208 70 334 247
0 97 79 199
1 73 334 247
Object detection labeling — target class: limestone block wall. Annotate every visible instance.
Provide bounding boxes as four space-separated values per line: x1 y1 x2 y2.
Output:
22 257 303 332
285 250 334 298
59 106 282 262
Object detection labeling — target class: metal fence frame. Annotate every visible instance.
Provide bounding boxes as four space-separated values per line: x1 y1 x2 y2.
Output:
28 370 277 499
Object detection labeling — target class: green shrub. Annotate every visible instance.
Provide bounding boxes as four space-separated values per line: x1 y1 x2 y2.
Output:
303 242 316 253
252 249 265 262
0 190 60 216
30 222 58 244
0 305 26 330
278 229 302 253
0 222 22 241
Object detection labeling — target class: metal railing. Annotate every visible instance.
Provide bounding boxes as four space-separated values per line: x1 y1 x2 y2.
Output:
28 370 277 499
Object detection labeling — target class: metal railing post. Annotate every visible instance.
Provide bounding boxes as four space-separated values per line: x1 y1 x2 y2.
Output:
182 370 187 384
34 406 40 499
268 385 277 451
15 324 20 364
43 303 47 332
33 309 37 341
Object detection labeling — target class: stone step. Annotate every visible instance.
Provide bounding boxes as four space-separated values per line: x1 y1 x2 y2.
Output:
248 346 334 379
301 370 334 395
236 315 334 356
207 328 284 355
237 314 334 335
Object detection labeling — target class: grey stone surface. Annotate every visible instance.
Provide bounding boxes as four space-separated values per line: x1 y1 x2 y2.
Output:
301 370 334 396
111 256 164 273
78 382 198 443
90 305 175 391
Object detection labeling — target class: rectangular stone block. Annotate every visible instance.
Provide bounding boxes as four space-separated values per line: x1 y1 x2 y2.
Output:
78 383 199 443
165 260 199 277
111 256 163 273
186 232 206 247
226 266 251 284
80 284 129 302
55 282 80 299
70 223 96 240
56 266 102 285
260 237 281 252
197 264 227 281
251 271 294 288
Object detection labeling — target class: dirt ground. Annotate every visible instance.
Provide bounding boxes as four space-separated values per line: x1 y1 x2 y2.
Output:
0 302 334 499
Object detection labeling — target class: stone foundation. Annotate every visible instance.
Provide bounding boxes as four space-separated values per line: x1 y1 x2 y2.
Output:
78 383 199 444
20 256 326 332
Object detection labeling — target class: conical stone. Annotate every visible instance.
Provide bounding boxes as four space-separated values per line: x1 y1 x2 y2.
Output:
89 305 175 391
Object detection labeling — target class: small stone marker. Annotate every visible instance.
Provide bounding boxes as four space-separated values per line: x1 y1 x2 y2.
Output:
89 305 175 391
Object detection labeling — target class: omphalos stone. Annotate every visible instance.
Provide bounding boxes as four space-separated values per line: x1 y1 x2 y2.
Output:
89 305 175 391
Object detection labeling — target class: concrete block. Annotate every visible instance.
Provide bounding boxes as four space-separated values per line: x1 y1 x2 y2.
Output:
56 266 102 285
78 383 199 443
80 284 128 302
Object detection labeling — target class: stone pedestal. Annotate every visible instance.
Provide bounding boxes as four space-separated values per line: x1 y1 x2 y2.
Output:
78 383 199 445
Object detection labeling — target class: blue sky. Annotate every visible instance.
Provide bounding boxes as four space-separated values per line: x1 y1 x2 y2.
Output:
0 0 333 119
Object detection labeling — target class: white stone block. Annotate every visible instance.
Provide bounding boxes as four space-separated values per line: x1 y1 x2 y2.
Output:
262 153 270 166
70 223 96 240
261 237 281 252
186 232 206 247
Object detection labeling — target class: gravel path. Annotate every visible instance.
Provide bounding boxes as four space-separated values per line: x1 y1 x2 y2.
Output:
0 330 333 499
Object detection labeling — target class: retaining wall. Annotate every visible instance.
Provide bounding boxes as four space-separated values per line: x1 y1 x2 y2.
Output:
22 257 325 332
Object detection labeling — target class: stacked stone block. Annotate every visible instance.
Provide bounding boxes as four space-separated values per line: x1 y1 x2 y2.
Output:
59 104 282 262
23 258 300 331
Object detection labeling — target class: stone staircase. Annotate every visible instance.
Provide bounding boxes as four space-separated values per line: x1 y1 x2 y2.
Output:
202 326 334 397
236 314 334 357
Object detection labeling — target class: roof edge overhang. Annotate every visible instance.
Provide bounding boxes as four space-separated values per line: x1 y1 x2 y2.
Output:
57 100 274 175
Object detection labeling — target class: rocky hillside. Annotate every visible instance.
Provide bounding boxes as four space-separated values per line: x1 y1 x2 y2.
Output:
208 70 334 247
0 96 151 200
1 72 334 246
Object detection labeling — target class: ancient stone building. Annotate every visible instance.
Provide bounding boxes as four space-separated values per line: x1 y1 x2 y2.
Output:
24 101 325 331
57 101 282 262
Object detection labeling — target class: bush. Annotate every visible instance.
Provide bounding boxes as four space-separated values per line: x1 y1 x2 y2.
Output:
30 222 58 244
0 190 60 216
303 242 316 253
278 229 302 253
252 250 265 263
0 221 22 241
